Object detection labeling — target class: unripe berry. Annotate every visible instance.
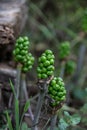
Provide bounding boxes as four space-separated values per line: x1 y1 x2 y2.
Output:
48 77 66 107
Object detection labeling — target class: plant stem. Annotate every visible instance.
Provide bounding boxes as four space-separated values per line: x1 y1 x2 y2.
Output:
20 73 34 121
50 114 57 130
15 64 21 99
21 74 34 121
32 82 47 130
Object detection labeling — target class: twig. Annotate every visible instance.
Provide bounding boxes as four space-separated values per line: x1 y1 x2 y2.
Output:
42 118 50 130
32 82 48 130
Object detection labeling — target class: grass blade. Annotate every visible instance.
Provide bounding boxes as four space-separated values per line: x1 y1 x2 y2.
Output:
15 99 19 130
6 111 13 130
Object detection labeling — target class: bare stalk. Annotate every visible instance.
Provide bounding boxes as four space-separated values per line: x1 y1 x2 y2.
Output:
32 82 48 130
15 64 21 99
20 73 34 122
50 114 57 130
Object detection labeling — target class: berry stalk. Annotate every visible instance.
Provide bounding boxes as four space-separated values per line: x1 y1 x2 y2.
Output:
32 82 48 130
15 64 22 99
20 73 34 121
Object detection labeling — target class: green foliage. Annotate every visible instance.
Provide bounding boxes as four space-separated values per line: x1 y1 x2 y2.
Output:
21 122 31 130
65 60 76 75
13 36 34 73
5 111 13 130
59 41 70 60
6 81 30 130
48 77 66 106
58 111 81 130
37 49 55 79
82 8 87 32
15 99 19 130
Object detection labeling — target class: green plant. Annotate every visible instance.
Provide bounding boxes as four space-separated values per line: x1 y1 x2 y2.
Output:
58 111 81 130
37 49 55 79
48 77 66 107
13 36 34 73
5 80 30 130
59 41 70 60
32 49 55 130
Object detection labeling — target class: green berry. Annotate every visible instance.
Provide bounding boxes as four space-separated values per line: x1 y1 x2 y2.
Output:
50 59 54 64
44 60 50 66
42 68 47 73
45 50 53 55
40 56 47 62
41 74 48 79
38 74 42 79
37 67 41 73
47 65 54 71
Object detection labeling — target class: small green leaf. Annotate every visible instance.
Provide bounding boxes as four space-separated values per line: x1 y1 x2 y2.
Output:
58 118 69 130
23 100 30 113
5 111 13 130
15 99 19 130
21 122 31 130
64 111 71 117
70 114 81 126
9 79 16 99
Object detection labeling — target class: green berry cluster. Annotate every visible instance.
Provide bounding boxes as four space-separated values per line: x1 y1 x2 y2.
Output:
65 60 76 75
48 77 66 107
13 36 34 73
59 41 70 60
13 36 30 62
37 50 55 79
82 9 87 32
